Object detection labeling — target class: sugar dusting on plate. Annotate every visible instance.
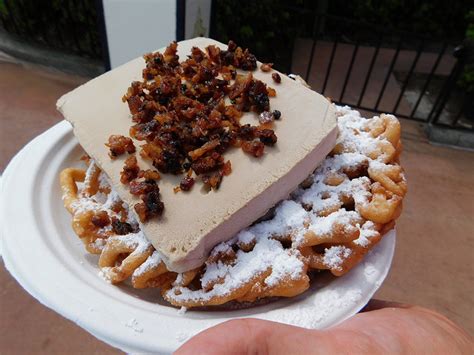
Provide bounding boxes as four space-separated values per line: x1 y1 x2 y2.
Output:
125 318 144 333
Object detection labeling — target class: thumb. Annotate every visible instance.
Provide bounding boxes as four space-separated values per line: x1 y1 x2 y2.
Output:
174 318 325 355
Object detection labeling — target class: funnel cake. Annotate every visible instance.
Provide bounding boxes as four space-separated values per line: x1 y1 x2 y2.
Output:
60 105 406 308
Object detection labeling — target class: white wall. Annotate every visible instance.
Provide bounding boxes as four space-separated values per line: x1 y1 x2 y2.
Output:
184 0 211 39
103 0 176 69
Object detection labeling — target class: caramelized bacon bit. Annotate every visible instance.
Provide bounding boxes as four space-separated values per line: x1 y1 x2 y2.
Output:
248 79 270 112
180 176 195 191
228 40 237 51
106 135 136 158
222 160 232 175
134 190 164 222
130 178 164 222
267 87 277 97
238 124 257 140
127 95 142 115
129 179 157 195
258 129 278 146
240 50 257 71
91 211 111 228
241 140 265 157
191 155 219 175
260 63 273 72
191 46 206 62
163 41 179 66
134 203 148 222
111 217 136 235
200 160 230 190
134 180 164 222
153 149 183 174
202 172 223 190
138 169 161 180
272 73 282 84
206 45 221 64
120 155 140 184
188 139 220 161
80 154 91 162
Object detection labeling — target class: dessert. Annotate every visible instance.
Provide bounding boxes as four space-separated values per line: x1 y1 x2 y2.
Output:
60 104 406 308
58 38 406 308
57 37 337 272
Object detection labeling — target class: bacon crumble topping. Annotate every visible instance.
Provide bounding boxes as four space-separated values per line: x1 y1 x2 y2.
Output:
106 135 136 158
132 179 164 222
111 217 137 235
272 72 282 84
260 63 273 72
109 40 281 222
120 155 140 184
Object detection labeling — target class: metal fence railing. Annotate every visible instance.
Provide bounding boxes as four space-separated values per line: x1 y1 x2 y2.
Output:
1 5 472 131
294 13 472 131
0 0 103 60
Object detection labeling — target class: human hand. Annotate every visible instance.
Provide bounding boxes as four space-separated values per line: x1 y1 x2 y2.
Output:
175 300 473 354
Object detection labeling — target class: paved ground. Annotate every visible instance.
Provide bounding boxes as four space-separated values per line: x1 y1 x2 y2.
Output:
292 39 458 121
1 56 473 353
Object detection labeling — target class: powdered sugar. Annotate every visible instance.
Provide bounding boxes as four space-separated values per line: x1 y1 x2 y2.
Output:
175 331 190 342
65 164 139 253
236 230 255 245
83 160 99 189
323 246 352 271
177 306 187 315
363 261 380 283
354 221 379 247
169 235 305 303
250 200 308 243
125 318 143 333
336 106 400 164
71 170 124 219
308 210 360 239
133 251 162 278
164 198 314 303
110 230 151 254
97 269 112 283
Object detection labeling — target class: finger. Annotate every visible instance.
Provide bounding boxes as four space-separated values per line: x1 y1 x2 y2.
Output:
360 298 413 312
175 319 264 355
175 318 327 355
334 303 473 353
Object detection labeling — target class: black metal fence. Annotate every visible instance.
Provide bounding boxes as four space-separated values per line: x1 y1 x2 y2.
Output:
1 4 472 131
0 0 103 60
294 14 472 131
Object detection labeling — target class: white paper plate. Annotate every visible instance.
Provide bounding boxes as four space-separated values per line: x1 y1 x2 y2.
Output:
1 121 396 354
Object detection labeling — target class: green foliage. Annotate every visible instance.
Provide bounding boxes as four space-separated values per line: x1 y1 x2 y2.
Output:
331 0 471 39
0 1 6 16
466 10 474 40
459 64 474 93
458 10 474 94
214 0 471 72
0 0 101 59
214 0 312 72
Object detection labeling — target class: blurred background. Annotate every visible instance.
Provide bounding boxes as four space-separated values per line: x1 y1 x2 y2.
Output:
1 0 473 353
